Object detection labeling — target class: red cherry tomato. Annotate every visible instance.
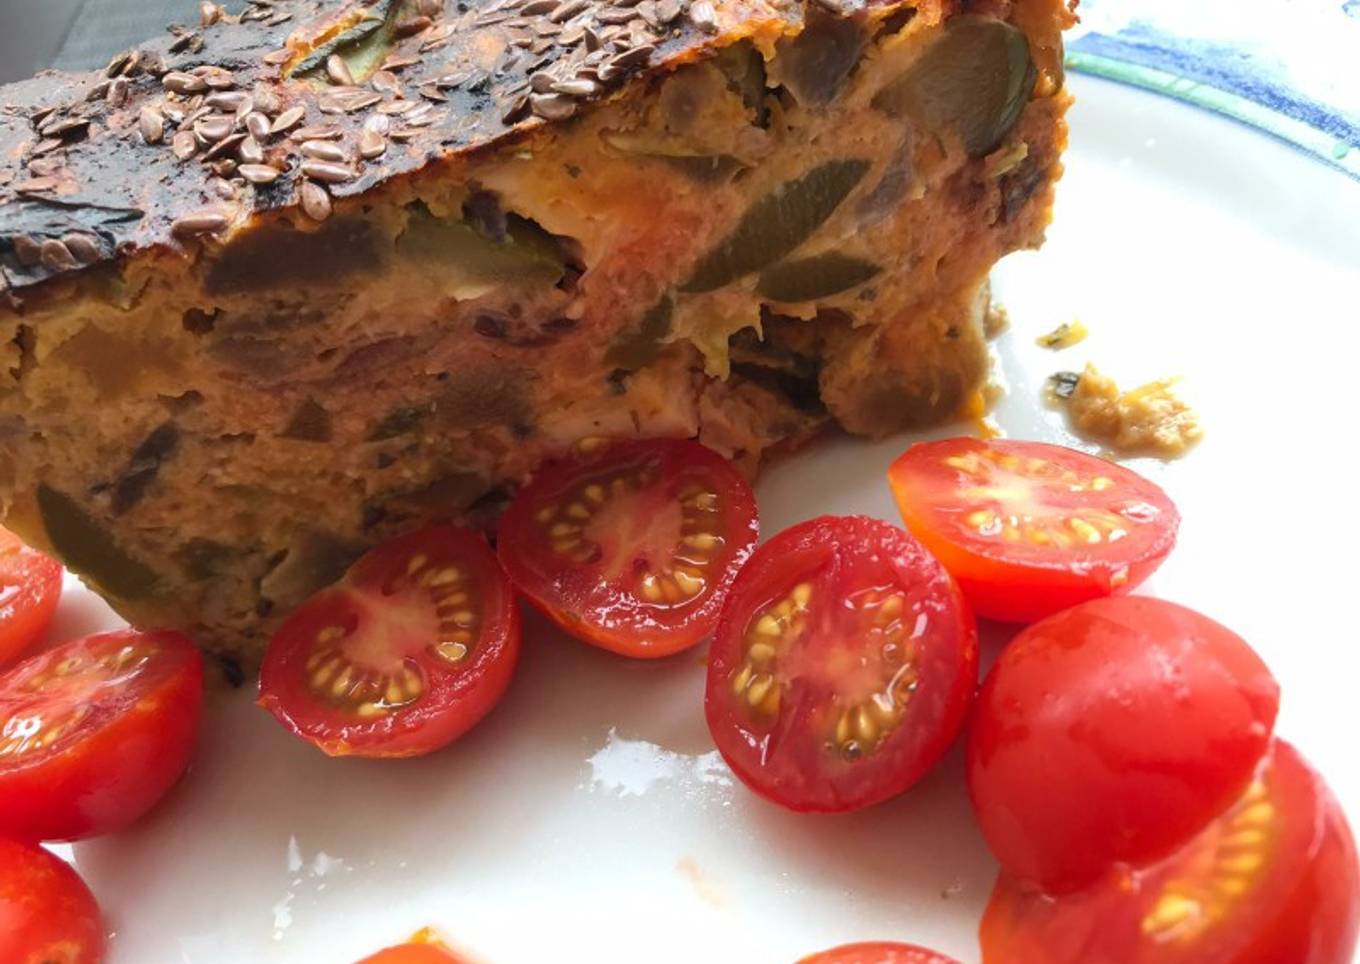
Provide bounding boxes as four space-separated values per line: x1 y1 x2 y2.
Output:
980 741 1360 964
888 438 1179 622
798 941 961 963
705 516 977 813
355 942 468 963
498 438 758 658
967 596 1279 893
0 527 63 668
260 525 520 758
0 837 105 964
0 629 203 842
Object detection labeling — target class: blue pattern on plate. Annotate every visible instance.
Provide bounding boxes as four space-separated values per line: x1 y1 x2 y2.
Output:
1068 0 1360 178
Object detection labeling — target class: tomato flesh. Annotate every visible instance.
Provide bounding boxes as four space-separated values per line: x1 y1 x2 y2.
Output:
0 837 105 964
260 524 520 758
980 741 1360 964
888 438 1179 622
968 596 1279 894
799 941 961 963
705 515 977 813
0 527 63 668
498 438 758 658
355 940 468 964
0 629 203 842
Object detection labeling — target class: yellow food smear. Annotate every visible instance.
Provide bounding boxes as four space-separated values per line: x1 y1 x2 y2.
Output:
963 389 1004 440
1036 320 1088 350
1060 363 1203 458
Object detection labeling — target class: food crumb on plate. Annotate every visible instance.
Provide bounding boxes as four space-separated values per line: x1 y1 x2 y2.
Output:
1035 320 1089 349
1048 363 1203 457
677 856 727 909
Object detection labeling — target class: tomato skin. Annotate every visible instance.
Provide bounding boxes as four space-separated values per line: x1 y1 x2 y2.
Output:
798 941 961 963
354 943 468 964
0 837 105 964
498 438 759 659
980 741 1360 964
888 438 1179 623
706 515 977 813
967 596 1278 894
0 527 63 668
0 630 204 842
259 525 520 758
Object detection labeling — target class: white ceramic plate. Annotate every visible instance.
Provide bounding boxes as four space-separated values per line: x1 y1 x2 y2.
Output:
44 74 1360 963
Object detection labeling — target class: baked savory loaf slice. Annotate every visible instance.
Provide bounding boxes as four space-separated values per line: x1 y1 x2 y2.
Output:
0 0 1074 668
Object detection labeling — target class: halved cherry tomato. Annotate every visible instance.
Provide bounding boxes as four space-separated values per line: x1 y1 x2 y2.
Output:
888 438 1179 622
355 942 468 964
799 941 961 963
0 837 105 964
980 741 1360 964
259 525 520 758
705 515 977 813
0 629 203 842
0 527 63 668
498 438 758 658
967 596 1279 894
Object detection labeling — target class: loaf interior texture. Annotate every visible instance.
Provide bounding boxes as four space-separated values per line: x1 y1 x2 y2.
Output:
0 0 1076 667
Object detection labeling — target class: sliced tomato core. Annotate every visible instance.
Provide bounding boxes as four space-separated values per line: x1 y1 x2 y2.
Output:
706 515 977 813
888 438 1179 622
980 741 1360 964
498 438 758 658
259 525 520 758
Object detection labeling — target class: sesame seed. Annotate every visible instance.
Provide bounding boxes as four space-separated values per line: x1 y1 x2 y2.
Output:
172 209 232 238
530 92 577 120
550 0 590 20
609 43 655 69
61 234 101 264
655 0 682 22
238 136 265 164
300 140 351 163
396 14 434 37
371 70 402 95
203 132 246 160
688 0 717 31
359 128 387 159
269 106 305 134
172 130 198 159
205 91 251 113
139 107 166 145
553 78 599 97
39 239 79 272
300 180 332 221
292 123 343 140
194 115 234 142
239 163 282 185
244 111 271 141
300 160 355 183
326 54 356 86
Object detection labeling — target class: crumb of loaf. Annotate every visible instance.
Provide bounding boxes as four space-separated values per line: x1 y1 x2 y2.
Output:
1050 363 1203 458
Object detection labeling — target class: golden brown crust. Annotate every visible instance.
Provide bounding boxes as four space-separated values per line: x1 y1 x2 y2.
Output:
0 0 966 300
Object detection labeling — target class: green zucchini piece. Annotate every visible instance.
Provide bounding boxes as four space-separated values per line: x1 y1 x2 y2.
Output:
872 16 1036 157
37 484 161 598
757 253 881 302
680 159 870 294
